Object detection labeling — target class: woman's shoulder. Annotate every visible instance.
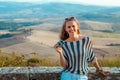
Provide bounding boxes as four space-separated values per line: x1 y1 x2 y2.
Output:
80 35 93 42
79 35 89 40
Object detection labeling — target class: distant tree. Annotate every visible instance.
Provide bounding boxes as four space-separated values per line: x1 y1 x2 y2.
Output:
23 28 33 38
27 52 40 67
0 49 2 53
30 52 39 56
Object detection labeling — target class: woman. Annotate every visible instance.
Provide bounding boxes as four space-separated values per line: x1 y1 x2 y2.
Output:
54 17 109 80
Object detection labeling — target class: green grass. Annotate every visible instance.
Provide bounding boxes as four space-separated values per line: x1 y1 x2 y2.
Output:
0 49 120 67
92 33 120 38
89 56 120 67
0 49 60 67
98 57 120 67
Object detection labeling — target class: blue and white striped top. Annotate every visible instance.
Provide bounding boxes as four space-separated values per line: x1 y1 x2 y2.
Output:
57 36 95 75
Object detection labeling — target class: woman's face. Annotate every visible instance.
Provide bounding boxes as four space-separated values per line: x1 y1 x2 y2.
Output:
65 20 79 36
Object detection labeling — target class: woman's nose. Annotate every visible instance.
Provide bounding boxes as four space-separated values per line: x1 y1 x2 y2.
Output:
70 26 74 30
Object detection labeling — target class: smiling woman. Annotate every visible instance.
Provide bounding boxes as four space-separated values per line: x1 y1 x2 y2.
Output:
54 17 110 80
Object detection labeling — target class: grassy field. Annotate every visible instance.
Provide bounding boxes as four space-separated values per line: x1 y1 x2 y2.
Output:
0 29 120 67
0 49 120 67
81 30 120 38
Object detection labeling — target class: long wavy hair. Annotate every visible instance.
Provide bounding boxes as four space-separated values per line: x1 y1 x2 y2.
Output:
60 17 80 40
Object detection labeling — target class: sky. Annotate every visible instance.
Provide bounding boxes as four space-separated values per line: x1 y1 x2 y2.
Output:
0 0 120 7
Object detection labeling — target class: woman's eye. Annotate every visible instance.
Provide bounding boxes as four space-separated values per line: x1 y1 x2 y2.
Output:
68 26 71 28
72 25 75 27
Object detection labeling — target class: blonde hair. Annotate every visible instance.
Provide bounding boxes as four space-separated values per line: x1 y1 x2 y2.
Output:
60 17 80 40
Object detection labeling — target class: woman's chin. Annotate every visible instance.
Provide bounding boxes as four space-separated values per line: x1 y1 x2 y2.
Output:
69 32 75 35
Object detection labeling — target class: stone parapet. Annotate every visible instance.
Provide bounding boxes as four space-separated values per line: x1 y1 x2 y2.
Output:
0 67 120 80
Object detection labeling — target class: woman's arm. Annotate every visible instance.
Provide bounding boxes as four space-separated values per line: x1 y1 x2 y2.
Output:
86 37 110 75
54 45 67 68
92 58 100 71
92 58 110 76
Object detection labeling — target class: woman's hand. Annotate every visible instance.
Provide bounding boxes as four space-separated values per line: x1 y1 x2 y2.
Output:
96 69 110 77
92 58 110 77
54 44 62 54
54 44 67 68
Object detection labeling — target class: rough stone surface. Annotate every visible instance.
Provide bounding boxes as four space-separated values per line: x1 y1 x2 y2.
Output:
0 67 120 80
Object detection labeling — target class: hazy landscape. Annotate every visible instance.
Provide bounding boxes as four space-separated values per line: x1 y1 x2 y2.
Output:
0 2 120 65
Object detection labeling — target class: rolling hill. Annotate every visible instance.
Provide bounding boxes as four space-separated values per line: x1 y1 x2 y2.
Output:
0 2 120 33
0 2 120 23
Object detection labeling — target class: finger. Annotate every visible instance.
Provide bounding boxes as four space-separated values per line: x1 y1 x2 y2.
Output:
54 44 59 48
104 70 111 73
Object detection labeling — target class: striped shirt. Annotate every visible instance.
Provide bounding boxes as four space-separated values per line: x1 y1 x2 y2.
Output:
56 36 95 75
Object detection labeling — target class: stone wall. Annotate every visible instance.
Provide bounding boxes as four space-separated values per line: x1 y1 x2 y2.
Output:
0 67 120 80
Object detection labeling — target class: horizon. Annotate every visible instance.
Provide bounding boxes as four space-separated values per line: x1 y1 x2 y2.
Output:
0 0 120 7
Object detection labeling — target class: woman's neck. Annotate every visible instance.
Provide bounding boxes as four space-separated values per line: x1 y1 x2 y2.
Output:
68 34 79 41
